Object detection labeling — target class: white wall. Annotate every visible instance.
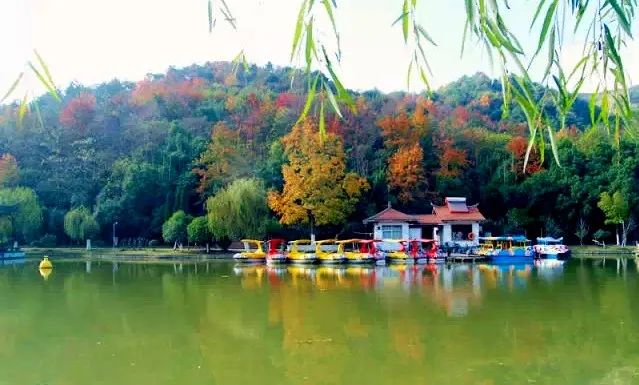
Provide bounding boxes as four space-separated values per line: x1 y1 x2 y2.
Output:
373 222 410 240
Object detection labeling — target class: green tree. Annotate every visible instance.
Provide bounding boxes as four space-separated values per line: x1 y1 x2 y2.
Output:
0 187 42 244
162 210 192 249
63 206 100 244
187 216 211 252
597 191 630 246
207 178 273 243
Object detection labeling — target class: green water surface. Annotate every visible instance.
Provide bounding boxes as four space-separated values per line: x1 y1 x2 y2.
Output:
0 257 638 385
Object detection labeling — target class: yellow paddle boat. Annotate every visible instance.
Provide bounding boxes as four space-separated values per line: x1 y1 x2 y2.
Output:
315 240 347 264
376 240 413 264
336 239 383 264
233 239 267 263
287 240 318 264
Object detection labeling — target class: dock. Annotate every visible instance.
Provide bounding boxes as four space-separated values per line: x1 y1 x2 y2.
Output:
445 253 487 263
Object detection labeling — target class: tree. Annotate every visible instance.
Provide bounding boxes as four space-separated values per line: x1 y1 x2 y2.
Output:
387 144 426 203
194 122 250 195
574 218 589 246
268 121 369 230
207 178 273 243
162 210 192 249
0 154 18 188
0 187 43 243
63 206 99 244
597 191 629 246
187 216 211 252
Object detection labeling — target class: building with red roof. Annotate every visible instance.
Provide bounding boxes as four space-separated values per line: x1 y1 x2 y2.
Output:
363 197 485 245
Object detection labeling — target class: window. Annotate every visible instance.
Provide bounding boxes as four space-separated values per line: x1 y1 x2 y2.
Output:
381 225 402 240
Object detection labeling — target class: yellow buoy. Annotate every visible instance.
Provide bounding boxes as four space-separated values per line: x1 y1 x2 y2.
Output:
39 256 53 270
39 268 52 280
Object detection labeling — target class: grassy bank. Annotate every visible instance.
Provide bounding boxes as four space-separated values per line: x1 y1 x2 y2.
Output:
570 245 636 258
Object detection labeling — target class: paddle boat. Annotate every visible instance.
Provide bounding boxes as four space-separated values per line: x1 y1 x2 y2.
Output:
265 238 288 264
287 240 318 264
315 240 347 264
233 239 267 263
336 239 384 265
410 239 441 263
533 237 570 260
477 236 533 264
376 239 416 264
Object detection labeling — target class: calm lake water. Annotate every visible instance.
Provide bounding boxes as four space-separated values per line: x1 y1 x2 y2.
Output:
1 257 639 385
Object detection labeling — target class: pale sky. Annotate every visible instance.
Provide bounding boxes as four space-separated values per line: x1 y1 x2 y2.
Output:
1 0 638 101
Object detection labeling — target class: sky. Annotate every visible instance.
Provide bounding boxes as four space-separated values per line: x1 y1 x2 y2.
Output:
1 0 638 100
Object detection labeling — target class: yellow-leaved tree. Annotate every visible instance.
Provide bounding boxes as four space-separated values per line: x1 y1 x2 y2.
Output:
268 120 369 230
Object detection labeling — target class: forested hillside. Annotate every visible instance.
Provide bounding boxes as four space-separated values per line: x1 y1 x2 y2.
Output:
0 62 636 246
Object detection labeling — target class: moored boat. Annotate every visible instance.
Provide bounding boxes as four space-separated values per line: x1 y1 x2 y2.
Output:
337 239 384 265
233 239 267 263
377 240 414 264
477 236 533 264
287 240 318 264
533 237 570 260
410 239 441 263
315 240 347 264
266 238 288 264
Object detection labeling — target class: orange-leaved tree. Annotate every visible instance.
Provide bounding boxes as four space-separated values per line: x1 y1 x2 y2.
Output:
0 154 18 188
268 120 369 228
387 144 426 203
194 122 250 195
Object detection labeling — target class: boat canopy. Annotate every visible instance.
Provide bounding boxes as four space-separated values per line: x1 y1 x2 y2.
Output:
479 236 530 242
267 239 286 252
536 237 564 244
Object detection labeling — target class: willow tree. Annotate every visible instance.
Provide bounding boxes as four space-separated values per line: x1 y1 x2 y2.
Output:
209 0 636 170
63 206 100 246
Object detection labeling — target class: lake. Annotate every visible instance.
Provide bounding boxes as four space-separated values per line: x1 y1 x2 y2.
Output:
1 257 638 385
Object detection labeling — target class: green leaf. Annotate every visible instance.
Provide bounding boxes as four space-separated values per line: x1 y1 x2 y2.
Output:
296 73 319 124
547 125 560 166
17 93 28 127
1 72 23 104
606 0 632 35
402 0 409 43
208 0 214 32
322 46 355 110
321 0 338 35
34 50 58 97
589 88 598 128
419 66 431 92
324 84 343 119
407 58 413 90
530 0 548 29
319 97 326 141
28 62 61 102
416 25 437 46
291 0 308 61
535 0 558 57
33 100 45 131
305 18 314 70
523 127 537 172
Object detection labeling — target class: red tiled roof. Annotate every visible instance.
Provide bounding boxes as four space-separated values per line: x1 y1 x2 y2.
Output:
432 204 485 222
364 199 485 225
363 207 414 223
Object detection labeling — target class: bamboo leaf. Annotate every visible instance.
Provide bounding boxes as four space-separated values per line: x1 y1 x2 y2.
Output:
17 93 28 127
319 97 326 141
547 125 560 166
535 0 558 56
589 88 598 128
297 73 319 125
305 18 314 70
324 84 343 119
1 72 23 104
530 0 548 29
523 127 537 172
402 0 409 43
208 0 214 32
407 58 414 90
417 25 437 46
419 66 431 92
321 0 338 35
34 50 58 96
33 100 45 131
606 0 632 35
28 62 61 102
465 0 475 27
291 0 308 61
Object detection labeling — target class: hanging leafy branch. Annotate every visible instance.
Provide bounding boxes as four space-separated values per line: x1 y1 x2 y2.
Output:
1 50 61 128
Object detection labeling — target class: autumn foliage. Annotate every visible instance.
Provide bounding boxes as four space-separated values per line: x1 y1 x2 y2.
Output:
59 93 96 128
387 144 426 203
131 77 205 105
436 136 469 178
507 136 542 175
268 120 369 226
0 154 18 188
